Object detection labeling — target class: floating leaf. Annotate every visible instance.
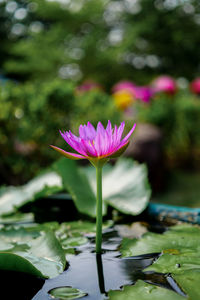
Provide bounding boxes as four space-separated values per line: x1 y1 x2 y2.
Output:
56 221 96 237
55 220 113 253
49 286 87 300
0 171 62 216
0 212 34 224
85 158 151 215
108 280 185 300
146 251 200 274
0 227 66 278
121 224 200 257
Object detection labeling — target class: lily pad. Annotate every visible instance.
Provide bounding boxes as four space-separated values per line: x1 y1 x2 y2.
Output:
55 220 113 253
85 158 151 215
0 227 66 278
108 280 185 300
0 171 62 216
121 224 200 257
146 251 200 274
49 286 87 299
0 212 34 224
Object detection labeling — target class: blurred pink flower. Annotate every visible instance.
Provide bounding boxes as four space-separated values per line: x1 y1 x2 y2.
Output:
133 86 154 103
190 78 200 95
51 121 136 164
76 80 102 94
152 75 177 95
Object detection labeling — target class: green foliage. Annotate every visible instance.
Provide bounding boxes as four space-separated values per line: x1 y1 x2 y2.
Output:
0 80 120 184
72 90 120 130
152 170 200 207
1 0 200 85
1 0 200 182
136 92 200 168
0 79 75 184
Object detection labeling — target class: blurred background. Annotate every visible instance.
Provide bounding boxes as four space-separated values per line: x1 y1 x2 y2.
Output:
1 0 200 205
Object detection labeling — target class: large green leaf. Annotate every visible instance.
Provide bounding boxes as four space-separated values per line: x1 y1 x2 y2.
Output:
108 280 185 300
0 158 150 219
0 227 66 278
85 158 151 215
146 251 200 274
54 158 150 217
53 158 98 218
121 224 200 257
0 171 62 216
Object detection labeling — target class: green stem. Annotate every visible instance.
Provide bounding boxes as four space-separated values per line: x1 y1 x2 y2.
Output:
96 166 103 254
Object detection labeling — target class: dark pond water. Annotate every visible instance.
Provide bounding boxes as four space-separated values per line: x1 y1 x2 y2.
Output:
31 228 185 300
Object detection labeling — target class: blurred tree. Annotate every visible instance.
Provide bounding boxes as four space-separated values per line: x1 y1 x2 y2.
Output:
1 0 200 87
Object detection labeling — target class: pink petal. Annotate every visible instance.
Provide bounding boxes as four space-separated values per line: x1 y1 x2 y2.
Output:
79 125 87 139
100 129 110 155
117 122 125 143
60 131 87 156
79 122 97 141
105 130 112 154
81 139 97 157
106 120 112 136
97 122 105 136
94 129 103 156
111 125 118 149
86 122 96 139
50 145 86 160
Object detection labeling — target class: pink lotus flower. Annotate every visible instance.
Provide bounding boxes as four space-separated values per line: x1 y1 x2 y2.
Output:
152 75 177 95
51 121 136 165
190 78 200 95
51 120 136 253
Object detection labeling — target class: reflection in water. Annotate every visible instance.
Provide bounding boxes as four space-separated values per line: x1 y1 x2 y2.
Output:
32 228 183 300
96 254 105 295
